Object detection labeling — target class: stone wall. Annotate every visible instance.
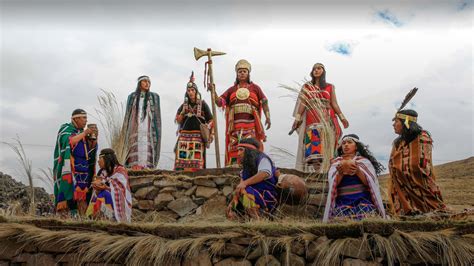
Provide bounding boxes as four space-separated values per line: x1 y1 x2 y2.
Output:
1 225 469 266
129 168 328 221
0 238 383 266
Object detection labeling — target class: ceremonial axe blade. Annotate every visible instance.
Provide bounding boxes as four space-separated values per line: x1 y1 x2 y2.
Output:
194 47 226 61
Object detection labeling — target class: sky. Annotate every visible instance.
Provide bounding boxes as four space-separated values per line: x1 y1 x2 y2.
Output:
1 0 472 192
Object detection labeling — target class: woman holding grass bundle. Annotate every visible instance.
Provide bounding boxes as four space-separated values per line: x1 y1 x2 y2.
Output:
291 63 349 172
323 134 386 222
86 148 132 223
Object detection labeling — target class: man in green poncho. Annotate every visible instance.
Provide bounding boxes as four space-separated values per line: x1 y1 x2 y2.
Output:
53 109 98 216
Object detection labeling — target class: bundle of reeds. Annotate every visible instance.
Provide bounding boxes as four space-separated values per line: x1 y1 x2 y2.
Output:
96 89 129 164
280 81 337 174
2 136 35 215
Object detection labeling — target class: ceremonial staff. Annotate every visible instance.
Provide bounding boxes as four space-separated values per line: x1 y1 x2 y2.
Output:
194 47 225 168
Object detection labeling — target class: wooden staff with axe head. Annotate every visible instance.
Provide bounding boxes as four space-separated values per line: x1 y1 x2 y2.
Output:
194 47 226 168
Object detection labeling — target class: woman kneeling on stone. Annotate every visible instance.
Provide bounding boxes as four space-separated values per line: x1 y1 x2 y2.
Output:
226 138 278 220
86 148 132 222
323 134 386 222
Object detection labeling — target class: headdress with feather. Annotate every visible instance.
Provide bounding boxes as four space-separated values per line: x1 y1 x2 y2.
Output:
395 87 418 129
184 71 201 102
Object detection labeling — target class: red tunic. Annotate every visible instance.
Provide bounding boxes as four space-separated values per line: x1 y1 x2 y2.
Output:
218 83 267 166
300 83 342 141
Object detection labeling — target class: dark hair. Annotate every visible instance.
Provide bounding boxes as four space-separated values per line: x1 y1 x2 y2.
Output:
99 148 120 176
184 87 201 104
234 70 252 85
135 76 151 122
310 64 327 88
394 109 424 147
337 134 385 175
71 108 86 116
240 138 261 177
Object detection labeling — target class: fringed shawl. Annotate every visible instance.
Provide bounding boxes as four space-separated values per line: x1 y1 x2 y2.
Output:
323 156 386 222
123 91 161 168
108 166 132 222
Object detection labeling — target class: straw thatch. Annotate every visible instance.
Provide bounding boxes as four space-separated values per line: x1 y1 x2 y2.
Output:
0 216 472 265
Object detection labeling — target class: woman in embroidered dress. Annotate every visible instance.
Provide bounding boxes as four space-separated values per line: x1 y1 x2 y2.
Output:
291 63 349 172
174 72 214 171
226 138 278 220
388 109 446 216
216 59 271 167
323 134 386 222
86 148 132 222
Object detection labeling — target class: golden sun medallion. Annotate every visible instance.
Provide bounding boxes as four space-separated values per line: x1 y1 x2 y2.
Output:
236 87 250 100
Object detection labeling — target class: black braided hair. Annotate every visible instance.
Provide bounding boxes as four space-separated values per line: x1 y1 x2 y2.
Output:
135 76 151 122
310 63 327 88
240 138 262 177
393 109 424 147
99 148 120 176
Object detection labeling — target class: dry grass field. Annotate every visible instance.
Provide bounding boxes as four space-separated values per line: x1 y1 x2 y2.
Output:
379 157 474 212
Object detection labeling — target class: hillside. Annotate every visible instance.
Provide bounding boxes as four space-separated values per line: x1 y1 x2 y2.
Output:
379 156 474 211
0 172 54 215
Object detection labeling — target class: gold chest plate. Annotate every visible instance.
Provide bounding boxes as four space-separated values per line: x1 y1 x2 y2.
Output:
236 87 250 100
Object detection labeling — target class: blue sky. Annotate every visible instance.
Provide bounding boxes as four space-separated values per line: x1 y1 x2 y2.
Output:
1 0 472 191
376 9 404 27
327 42 355 56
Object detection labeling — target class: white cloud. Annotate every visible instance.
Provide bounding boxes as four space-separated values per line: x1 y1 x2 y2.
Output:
2 97 59 120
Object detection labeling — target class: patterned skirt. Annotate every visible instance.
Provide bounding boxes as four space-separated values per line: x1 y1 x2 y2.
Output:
86 189 115 220
174 130 206 171
331 190 378 220
231 185 278 216
226 121 258 166
73 171 91 202
304 124 324 163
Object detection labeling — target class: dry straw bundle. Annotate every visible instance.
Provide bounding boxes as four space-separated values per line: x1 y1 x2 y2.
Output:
1 216 472 265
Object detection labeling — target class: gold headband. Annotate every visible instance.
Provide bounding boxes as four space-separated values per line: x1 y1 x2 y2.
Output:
395 113 417 129
71 114 87 119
